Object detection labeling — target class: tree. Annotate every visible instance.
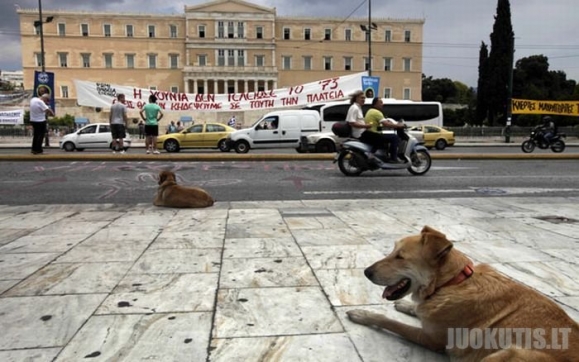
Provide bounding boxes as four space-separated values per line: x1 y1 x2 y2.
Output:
475 42 490 126
487 0 514 126
421 75 457 103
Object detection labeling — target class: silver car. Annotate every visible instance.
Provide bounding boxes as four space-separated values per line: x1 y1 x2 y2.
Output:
59 123 132 152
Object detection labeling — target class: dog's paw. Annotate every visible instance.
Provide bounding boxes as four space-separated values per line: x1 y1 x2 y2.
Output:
394 300 417 316
346 309 381 325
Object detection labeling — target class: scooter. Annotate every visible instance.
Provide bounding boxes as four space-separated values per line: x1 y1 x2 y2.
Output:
333 124 432 176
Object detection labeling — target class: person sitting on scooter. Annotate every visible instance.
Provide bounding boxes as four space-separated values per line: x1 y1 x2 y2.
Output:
541 116 556 145
363 97 405 163
346 90 371 139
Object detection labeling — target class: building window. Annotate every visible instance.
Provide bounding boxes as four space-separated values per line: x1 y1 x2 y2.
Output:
283 28 290 40
384 57 392 71
237 22 244 38
218 22 224 38
103 24 111 37
126 54 135 68
255 55 264 67
58 53 68 67
227 21 234 38
170 25 177 38
385 30 391 42
303 56 312 70
199 25 205 38
35 53 43 67
383 88 391 98
198 54 206 66
148 54 157 69
58 23 66 36
61 85 69 98
256 26 263 39
282 56 291 70
148 25 155 38
344 57 352 71
171 86 179 93
304 28 311 40
149 86 157 91
323 56 332 70
403 88 411 100
217 50 225 66
104 53 113 68
227 50 235 66
403 57 411 71
404 30 411 42
324 29 332 41
126 24 133 37
81 23 89 37
364 57 372 71
345 29 351 41
34 25 40 35
81 53 91 68
169 54 179 69
237 50 245 66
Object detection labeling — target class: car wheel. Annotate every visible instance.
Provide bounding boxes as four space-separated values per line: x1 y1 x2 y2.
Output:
123 147 129 152
435 139 447 150
315 139 336 153
234 140 250 154
164 139 180 153
218 139 230 152
76 148 85 152
63 142 75 152
295 147 307 153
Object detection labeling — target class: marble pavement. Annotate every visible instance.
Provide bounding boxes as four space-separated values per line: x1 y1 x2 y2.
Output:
1 197 578 362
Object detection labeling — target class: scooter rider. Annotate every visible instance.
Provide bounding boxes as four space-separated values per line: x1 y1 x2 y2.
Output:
541 116 555 145
363 97 405 163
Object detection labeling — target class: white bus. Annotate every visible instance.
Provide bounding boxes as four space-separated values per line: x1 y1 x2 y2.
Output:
299 99 444 153
303 98 443 132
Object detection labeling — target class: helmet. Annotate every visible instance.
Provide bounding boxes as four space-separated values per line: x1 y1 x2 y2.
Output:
543 116 553 122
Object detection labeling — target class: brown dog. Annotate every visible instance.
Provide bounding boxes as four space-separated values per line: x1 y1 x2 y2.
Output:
347 226 578 361
154 170 214 208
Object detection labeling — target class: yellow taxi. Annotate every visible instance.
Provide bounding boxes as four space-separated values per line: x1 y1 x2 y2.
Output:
156 123 236 152
409 125 455 150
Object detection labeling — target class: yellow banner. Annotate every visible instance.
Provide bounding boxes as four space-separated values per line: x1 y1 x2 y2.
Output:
512 98 579 116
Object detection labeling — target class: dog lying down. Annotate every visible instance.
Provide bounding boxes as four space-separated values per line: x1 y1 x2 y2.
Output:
347 226 578 361
154 170 214 208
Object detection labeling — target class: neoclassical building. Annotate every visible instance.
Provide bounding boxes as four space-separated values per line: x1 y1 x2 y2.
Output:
17 0 424 123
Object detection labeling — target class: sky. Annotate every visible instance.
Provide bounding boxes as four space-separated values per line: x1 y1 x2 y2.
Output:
1 0 578 87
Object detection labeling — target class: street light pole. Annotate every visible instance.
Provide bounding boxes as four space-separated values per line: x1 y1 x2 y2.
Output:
505 36 515 143
368 0 372 76
38 0 45 72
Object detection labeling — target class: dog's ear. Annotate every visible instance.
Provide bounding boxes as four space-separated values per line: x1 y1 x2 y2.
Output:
158 171 168 185
421 226 453 262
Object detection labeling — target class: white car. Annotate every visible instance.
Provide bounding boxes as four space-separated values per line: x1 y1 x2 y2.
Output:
59 123 132 152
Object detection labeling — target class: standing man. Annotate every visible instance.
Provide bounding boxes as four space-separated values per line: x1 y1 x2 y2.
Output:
228 115 236 128
139 94 163 154
29 92 54 154
109 93 128 154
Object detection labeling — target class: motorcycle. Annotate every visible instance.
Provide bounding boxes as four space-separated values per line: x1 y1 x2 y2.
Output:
521 126 566 153
333 122 432 176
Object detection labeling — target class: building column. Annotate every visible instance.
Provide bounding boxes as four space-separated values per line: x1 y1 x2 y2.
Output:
244 80 248 93
273 80 278 90
184 78 190 94
193 80 198 94
203 79 208 93
264 80 268 91
234 79 238 93
213 79 218 94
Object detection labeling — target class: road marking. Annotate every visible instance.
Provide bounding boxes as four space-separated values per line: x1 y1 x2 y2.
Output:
304 188 579 196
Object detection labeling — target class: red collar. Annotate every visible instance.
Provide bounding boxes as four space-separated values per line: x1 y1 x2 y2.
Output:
440 264 474 289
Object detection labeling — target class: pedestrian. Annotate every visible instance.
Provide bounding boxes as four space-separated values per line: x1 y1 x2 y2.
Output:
166 121 177 134
138 120 145 139
228 115 236 128
109 93 128 154
176 121 184 132
139 94 163 154
29 92 54 154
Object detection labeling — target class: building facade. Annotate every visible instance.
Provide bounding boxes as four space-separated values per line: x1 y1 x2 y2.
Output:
17 0 424 125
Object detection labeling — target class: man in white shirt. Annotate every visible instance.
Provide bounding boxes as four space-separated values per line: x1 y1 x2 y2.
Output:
29 92 54 154
109 93 128 153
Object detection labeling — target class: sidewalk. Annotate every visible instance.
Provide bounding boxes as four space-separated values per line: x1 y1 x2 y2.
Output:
1 197 578 361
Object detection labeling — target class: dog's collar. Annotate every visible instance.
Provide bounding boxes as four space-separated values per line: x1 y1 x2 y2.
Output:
427 263 474 299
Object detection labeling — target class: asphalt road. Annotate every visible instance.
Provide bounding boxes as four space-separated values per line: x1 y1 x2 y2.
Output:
1 158 578 205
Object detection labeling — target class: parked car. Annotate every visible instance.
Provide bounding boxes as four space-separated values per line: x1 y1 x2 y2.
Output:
299 128 424 153
156 122 235 152
409 125 455 150
59 123 132 152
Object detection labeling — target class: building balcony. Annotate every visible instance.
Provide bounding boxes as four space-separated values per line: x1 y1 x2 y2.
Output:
183 65 278 78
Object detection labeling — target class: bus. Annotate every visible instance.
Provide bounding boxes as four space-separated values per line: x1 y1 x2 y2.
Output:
302 98 443 132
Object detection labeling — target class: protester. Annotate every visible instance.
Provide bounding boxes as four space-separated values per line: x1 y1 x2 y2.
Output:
109 93 128 154
139 94 164 154
29 91 54 154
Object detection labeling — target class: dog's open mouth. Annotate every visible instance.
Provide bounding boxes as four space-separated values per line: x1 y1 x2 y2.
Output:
382 278 411 300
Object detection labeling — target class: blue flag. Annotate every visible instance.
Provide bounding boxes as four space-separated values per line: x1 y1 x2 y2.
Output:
361 76 380 99
33 71 55 112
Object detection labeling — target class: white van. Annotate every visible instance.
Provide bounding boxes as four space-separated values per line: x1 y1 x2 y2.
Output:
225 110 320 153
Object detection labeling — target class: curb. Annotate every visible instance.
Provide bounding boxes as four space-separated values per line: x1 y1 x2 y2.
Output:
2 153 579 162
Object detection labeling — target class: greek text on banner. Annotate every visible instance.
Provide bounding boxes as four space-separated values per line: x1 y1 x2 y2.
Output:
73 72 368 112
512 98 579 116
0 109 24 125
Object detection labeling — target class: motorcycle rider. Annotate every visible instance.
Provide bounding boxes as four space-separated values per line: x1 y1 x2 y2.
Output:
363 97 405 163
541 116 556 145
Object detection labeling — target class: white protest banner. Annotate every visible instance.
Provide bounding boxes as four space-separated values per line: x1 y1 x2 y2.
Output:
74 72 368 112
0 109 24 125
